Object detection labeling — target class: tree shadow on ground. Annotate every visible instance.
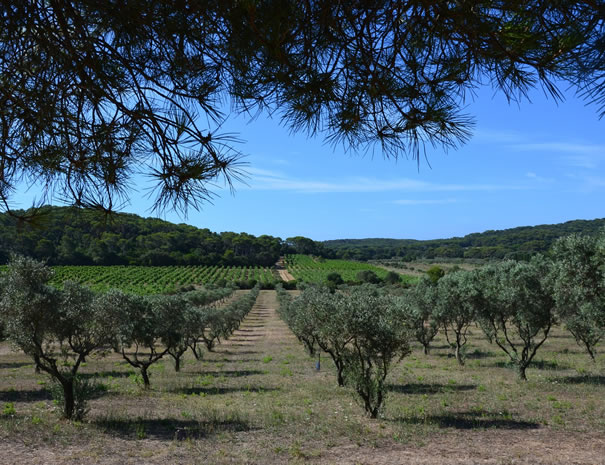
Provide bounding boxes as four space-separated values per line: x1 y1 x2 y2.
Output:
79 370 133 379
427 344 450 350
174 386 279 396
0 388 52 402
189 370 265 378
551 374 605 385
392 411 540 430
229 335 263 341
0 361 34 370
432 349 495 360
210 357 262 363
388 383 476 395
218 350 259 355
95 417 255 441
466 349 497 359
488 359 569 370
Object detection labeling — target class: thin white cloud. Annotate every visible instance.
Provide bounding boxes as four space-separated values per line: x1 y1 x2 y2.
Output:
510 142 605 154
246 167 286 178
562 173 605 193
509 141 605 169
560 155 603 169
393 198 458 205
240 169 524 194
578 175 605 192
525 172 555 183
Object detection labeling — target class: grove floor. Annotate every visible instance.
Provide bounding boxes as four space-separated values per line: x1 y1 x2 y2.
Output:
1 290 605 464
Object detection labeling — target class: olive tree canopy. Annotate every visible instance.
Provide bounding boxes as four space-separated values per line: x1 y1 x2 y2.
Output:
1 1 603 215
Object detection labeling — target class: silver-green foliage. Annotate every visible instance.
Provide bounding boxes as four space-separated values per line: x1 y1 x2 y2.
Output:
433 271 481 365
477 258 556 380
550 233 605 360
400 277 440 355
282 284 411 417
344 286 411 418
0 256 117 418
112 291 173 388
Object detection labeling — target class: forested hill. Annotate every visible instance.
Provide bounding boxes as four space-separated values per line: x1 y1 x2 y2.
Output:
0 206 292 266
2 206 603 265
323 218 605 261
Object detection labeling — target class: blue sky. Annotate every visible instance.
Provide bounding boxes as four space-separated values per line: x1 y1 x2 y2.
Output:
15 83 605 241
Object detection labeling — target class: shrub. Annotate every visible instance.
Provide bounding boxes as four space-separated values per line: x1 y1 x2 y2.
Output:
356 270 380 284
426 265 445 283
383 271 401 285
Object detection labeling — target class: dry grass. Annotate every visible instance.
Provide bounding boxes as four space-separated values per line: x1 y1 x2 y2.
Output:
374 260 479 277
1 290 604 464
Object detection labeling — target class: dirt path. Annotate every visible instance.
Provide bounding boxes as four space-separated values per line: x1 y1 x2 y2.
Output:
275 257 295 281
277 269 294 281
219 290 299 357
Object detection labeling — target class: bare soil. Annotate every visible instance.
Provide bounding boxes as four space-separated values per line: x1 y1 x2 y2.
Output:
275 257 295 281
277 269 295 281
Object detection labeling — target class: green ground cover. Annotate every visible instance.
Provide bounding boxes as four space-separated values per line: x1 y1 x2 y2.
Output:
49 265 276 294
285 254 417 284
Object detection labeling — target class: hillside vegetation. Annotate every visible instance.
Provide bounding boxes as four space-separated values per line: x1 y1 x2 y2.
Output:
2 206 604 265
323 218 605 261
0 207 286 267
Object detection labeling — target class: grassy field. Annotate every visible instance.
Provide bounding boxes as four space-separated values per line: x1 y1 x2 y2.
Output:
1 290 604 464
371 259 480 277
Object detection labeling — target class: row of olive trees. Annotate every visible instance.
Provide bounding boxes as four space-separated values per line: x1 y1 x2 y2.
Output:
402 233 605 379
0 256 258 419
276 232 605 416
402 257 555 380
277 284 411 418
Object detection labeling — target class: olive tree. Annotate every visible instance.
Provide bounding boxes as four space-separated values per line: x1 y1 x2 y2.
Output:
549 233 605 361
0 256 116 419
280 292 319 357
282 286 350 384
344 287 411 418
162 296 197 372
478 258 556 381
197 287 259 352
113 292 178 388
307 288 353 387
400 277 440 355
434 271 481 365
